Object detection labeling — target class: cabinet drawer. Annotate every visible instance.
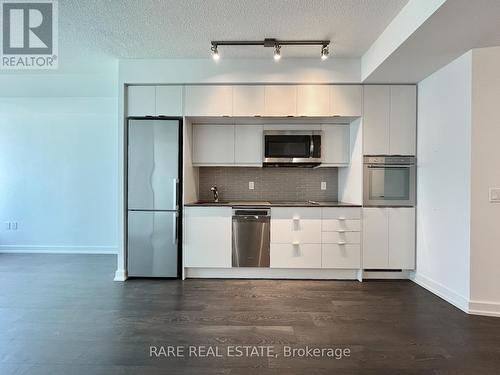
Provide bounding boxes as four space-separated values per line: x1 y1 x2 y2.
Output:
322 231 360 244
322 219 360 232
322 244 361 269
322 207 361 220
270 244 321 269
271 208 321 244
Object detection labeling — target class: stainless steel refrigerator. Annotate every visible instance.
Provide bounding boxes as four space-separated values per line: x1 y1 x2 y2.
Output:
127 119 181 277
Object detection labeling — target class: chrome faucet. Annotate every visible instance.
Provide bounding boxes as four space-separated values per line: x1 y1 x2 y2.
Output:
210 186 219 203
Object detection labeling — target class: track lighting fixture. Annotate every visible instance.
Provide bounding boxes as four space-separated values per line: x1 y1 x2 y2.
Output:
211 45 220 61
321 45 329 60
273 45 281 61
210 39 331 61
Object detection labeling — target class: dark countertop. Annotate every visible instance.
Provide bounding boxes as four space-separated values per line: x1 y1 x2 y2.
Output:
184 200 362 208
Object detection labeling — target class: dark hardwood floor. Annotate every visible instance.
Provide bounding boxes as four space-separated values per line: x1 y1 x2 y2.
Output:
1 254 500 374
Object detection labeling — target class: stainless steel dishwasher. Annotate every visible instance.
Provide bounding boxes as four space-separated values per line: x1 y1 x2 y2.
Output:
232 209 270 267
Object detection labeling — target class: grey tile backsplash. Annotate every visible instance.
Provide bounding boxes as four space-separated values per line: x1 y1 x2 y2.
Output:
199 167 338 202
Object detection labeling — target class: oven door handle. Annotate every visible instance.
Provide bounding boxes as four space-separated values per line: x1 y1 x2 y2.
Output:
367 165 412 168
310 137 315 157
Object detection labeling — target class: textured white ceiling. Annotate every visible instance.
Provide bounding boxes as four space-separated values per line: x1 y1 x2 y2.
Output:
60 0 408 59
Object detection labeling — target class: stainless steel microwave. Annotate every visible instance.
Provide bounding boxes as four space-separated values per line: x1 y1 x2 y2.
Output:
363 156 416 207
263 130 322 167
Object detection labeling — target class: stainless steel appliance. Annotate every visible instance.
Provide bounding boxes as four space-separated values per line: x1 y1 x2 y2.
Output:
232 209 270 267
127 118 182 277
263 130 322 167
363 156 416 207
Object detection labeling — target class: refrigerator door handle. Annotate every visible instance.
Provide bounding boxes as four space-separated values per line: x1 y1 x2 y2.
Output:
173 178 179 210
173 211 179 245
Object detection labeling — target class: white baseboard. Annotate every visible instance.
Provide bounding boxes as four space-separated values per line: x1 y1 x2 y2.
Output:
363 270 411 279
185 268 359 280
0 245 117 254
114 269 127 281
469 300 500 317
411 272 469 313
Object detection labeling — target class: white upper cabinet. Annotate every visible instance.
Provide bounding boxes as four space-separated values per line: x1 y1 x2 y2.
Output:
156 86 183 117
388 207 415 269
321 124 350 165
185 86 233 116
127 86 156 116
331 85 362 117
232 86 265 116
192 124 235 165
234 125 263 165
363 85 390 155
297 85 330 116
363 85 416 155
389 86 417 155
128 86 183 117
264 85 297 116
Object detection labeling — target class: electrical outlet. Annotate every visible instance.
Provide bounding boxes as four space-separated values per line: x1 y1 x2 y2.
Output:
321 181 327 190
249 181 254 190
5 222 10 230
11 222 18 230
489 188 500 202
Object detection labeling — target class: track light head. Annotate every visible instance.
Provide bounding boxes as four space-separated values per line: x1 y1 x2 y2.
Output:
273 45 281 61
211 45 220 61
321 45 329 60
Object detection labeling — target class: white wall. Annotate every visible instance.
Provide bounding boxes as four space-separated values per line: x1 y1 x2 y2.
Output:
0 60 119 254
469 47 500 315
413 51 472 311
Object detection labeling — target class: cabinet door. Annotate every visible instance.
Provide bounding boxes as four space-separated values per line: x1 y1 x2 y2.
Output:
264 85 297 116
389 85 416 155
331 85 362 117
363 85 390 155
156 86 183 117
321 124 350 165
322 244 361 269
234 125 263 165
271 208 322 244
270 244 322 268
297 85 330 116
185 86 233 116
192 124 235 165
184 207 232 268
388 207 415 269
233 86 265 116
127 86 156 117
362 208 389 269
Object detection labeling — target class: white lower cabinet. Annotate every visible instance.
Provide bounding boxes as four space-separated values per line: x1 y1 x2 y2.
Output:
322 244 361 269
271 207 322 244
321 207 361 269
388 208 416 269
362 207 415 270
184 207 232 268
270 207 361 269
270 244 322 268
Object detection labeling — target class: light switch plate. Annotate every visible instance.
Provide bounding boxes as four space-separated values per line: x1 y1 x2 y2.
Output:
489 188 500 202
249 181 254 190
321 182 327 190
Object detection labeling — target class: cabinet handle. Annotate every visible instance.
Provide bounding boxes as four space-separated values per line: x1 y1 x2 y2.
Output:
337 229 346 233
338 217 346 220
292 216 300 221
338 241 346 245
292 241 300 246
